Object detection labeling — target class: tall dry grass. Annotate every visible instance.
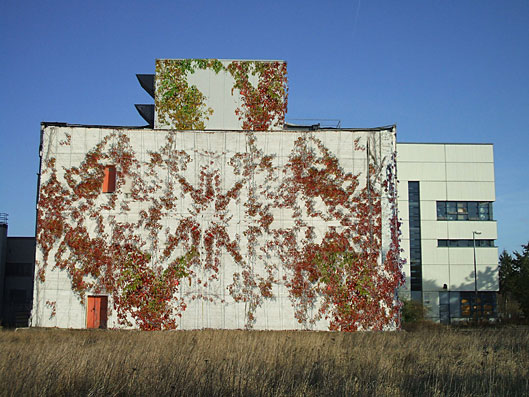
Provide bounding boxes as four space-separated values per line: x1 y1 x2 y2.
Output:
0 327 528 396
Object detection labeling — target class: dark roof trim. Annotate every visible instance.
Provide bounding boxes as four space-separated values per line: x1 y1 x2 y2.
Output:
397 142 493 146
41 122 149 129
41 121 396 132
285 122 396 132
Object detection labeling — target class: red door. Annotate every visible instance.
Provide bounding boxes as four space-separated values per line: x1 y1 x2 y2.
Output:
87 296 108 329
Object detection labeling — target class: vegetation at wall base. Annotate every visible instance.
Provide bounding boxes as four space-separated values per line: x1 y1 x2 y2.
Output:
400 298 426 323
1 328 527 396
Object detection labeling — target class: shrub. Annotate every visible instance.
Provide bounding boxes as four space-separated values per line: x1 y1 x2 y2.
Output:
401 298 427 323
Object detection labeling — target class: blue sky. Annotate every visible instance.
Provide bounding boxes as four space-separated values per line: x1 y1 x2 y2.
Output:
0 0 528 253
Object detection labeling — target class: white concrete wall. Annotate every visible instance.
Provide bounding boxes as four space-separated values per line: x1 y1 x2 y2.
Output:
32 125 398 330
397 143 498 317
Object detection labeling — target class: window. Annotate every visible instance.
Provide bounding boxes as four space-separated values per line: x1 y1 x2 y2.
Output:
9 289 26 304
468 202 479 220
457 202 467 220
437 202 493 221
437 239 495 248
102 165 116 193
479 202 491 220
408 182 422 292
5 262 33 277
460 292 497 318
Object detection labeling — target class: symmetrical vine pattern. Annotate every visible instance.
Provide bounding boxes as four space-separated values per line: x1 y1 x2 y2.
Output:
34 126 403 331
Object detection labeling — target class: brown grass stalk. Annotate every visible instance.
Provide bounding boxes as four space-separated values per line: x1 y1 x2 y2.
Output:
0 327 528 396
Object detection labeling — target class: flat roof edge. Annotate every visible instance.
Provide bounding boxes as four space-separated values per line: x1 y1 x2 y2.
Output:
41 122 149 129
397 141 493 146
41 122 396 132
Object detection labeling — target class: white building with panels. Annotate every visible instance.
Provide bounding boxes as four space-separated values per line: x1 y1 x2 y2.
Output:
397 143 498 322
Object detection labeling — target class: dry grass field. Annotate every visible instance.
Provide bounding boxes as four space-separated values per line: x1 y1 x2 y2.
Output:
0 326 528 396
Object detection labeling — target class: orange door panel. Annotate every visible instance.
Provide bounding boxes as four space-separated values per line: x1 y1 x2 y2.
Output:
102 166 116 193
87 296 108 329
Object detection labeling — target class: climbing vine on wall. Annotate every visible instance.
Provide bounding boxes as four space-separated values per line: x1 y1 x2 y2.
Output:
36 125 402 331
155 59 215 130
227 61 288 131
155 59 288 131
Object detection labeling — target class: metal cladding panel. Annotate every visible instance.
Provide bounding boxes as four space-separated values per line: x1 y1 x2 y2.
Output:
445 144 494 163
154 59 288 131
421 264 450 290
445 163 495 182
398 162 446 181
32 126 402 331
396 144 446 163
449 264 499 291
446 181 496 201
446 221 498 240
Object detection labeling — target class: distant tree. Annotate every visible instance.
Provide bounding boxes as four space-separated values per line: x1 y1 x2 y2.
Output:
499 243 529 318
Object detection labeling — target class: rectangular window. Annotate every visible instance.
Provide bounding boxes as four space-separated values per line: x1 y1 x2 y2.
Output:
437 201 493 221
436 202 446 220
468 202 479 220
457 202 468 220
9 289 26 304
102 166 116 193
479 202 490 220
438 239 495 247
408 182 422 292
460 292 497 318
5 263 33 277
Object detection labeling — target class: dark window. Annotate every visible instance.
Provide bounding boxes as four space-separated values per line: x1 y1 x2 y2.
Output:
460 292 497 318
457 202 468 220
468 202 479 220
437 201 493 221
479 202 491 220
5 263 33 277
408 182 422 292
9 289 26 304
437 202 447 220
438 239 495 247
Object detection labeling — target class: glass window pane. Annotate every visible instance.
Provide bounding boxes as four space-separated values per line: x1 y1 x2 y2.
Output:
447 202 457 214
437 202 446 219
461 298 471 317
468 202 479 220
457 202 468 214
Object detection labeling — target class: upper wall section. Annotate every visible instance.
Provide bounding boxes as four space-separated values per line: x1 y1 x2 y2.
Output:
154 59 288 131
397 143 495 201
